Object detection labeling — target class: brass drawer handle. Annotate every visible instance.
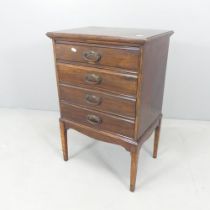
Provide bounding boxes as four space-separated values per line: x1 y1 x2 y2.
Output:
85 94 102 106
83 50 101 63
85 73 102 85
86 114 102 125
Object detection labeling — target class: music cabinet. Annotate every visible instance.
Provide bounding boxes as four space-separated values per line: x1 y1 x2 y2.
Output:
47 27 173 191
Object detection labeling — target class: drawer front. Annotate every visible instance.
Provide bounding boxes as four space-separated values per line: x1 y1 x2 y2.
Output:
55 43 139 71
57 63 137 96
61 103 135 138
59 85 136 118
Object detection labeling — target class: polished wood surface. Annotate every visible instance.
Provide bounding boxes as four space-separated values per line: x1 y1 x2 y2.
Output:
137 36 170 138
47 27 173 192
55 42 139 70
59 84 136 118
60 103 135 138
47 26 173 45
57 63 138 96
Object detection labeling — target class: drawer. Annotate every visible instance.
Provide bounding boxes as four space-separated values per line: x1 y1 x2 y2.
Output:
60 103 135 138
55 42 139 71
59 85 136 118
57 63 137 96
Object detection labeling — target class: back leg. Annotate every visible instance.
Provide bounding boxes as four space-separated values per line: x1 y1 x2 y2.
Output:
153 118 162 158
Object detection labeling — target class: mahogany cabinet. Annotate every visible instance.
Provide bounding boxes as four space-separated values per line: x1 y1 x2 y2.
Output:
47 27 173 191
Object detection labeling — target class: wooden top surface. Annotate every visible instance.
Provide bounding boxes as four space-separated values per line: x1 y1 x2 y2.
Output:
46 27 174 44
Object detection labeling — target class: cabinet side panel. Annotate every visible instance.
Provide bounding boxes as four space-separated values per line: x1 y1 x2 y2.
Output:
138 36 171 138
52 39 62 112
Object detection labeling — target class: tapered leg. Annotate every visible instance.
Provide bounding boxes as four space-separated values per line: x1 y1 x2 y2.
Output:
59 120 68 161
130 148 140 192
153 119 162 158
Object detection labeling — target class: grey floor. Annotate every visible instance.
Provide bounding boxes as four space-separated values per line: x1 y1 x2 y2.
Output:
0 108 209 210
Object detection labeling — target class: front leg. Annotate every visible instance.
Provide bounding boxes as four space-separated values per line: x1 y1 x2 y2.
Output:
59 120 68 161
130 147 140 192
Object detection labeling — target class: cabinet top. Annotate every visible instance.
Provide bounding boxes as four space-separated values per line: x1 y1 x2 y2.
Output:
46 26 173 45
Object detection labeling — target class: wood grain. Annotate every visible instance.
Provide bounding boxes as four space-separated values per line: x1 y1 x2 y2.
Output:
54 42 139 70
136 35 171 138
59 84 136 118
46 26 173 45
60 103 135 138
57 63 138 96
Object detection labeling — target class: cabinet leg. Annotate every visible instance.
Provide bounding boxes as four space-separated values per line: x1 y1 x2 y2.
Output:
153 119 162 159
59 120 68 161
130 148 140 192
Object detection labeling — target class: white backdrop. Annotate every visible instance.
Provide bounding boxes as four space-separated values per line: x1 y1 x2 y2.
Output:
0 0 209 120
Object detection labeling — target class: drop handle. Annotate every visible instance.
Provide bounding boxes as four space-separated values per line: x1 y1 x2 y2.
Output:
86 114 102 125
85 94 102 106
85 73 102 85
83 50 101 63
